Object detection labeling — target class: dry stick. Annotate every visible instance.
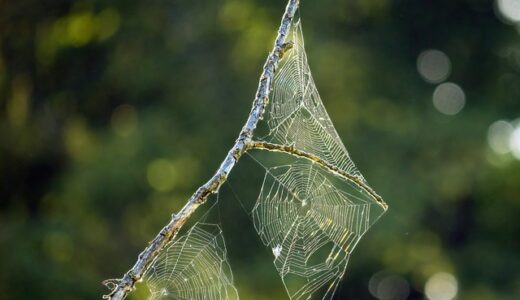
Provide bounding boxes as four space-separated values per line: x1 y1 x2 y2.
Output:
103 0 300 299
247 141 388 211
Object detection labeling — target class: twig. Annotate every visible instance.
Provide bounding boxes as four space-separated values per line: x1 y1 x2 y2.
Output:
246 141 388 211
103 1 300 299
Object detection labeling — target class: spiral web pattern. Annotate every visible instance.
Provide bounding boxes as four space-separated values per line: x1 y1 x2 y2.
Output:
252 161 384 299
145 223 238 300
252 18 387 300
257 18 365 182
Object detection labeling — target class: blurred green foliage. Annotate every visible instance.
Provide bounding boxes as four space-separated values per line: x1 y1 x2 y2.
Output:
1 0 519 299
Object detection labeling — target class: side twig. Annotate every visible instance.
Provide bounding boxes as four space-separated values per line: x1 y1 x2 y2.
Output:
103 1 300 299
246 141 388 211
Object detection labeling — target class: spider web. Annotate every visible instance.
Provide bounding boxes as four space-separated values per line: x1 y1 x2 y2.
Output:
145 223 238 300
257 18 365 182
251 17 387 300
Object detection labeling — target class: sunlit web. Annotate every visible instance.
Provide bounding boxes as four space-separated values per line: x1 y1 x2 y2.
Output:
252 17 387 300
145 223 238 300
258 19 365 182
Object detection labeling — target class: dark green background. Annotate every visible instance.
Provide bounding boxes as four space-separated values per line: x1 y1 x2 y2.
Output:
1 0 519 299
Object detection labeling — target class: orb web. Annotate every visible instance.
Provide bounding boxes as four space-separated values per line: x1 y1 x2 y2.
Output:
256 18 365 183
251 16 387 300
145 223 238 300
252 161 385 299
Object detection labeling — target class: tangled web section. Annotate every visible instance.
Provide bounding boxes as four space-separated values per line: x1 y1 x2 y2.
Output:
251 16 387 300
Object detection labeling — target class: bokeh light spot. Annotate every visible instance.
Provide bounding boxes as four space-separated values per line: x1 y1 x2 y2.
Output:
425 272 458 300
219 2 252 31
417 49 451 84
496 0 520 24
6 75 31 127
369 271 410 300
64 118 98 161
67 13 96 47
111 104 138 137
509 125 520 159
42 232 74 263
488 120 514 154
96 8 120 41
432 82 465 115
147 159 177 192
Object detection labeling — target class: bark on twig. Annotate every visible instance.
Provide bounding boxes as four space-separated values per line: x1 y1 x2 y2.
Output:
103 1 300 299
